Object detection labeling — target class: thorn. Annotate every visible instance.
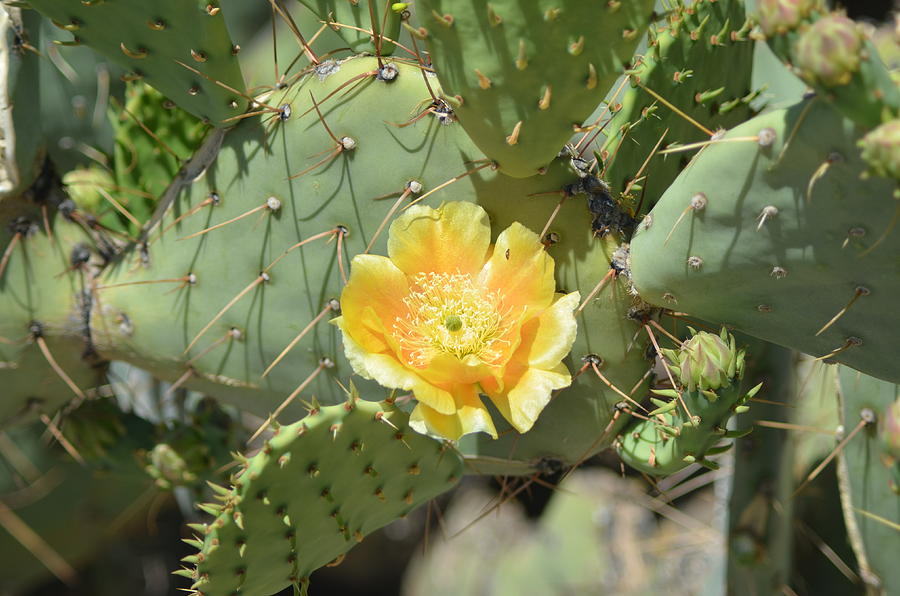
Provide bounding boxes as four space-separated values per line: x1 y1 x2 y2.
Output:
815 286 869 336
365 187 414 253
0 501 79 586
664 193 707 246
577 269 616 313
806 151 843 203
792 415 869 498
635 81 714 137
183 273 270 354
404 161 494 211
160 193 221 236
262 299 339 377
813 336 863 362
178 198 278 241
589 358 646 412
33 335 86 401
247 360 330 444
0 231 22 280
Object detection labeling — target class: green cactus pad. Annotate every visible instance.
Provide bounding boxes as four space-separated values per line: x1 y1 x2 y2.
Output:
615 329 756 476
630 99 900 384
0 203 108 423
601 0 756 216
835 367 900 594
181 397 462 596
296 0 402 55
415 0 654 177
27 0 246 126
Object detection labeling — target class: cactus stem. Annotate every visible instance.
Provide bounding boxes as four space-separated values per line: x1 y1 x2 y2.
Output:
247 359 331 444
815 286 870 336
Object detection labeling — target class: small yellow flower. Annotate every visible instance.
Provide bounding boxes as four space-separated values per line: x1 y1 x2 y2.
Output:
333 202 579 440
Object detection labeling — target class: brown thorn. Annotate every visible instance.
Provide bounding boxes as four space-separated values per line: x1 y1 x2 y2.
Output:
635 81 714 137
309 91 340 144
575 77 629 154
0 501 78 586
160 194 218 236
577 269 616 314
321 21 415 57
403 162 494 211
367 0 384 68
538 193 568 241
95 188 142 230
559 408 622 484
34 336 85 401
183 274 268 354
264 228 338 272
791 417 867 498
858 202 900 257
794 519 861 583
267 0 319 65
262 303 336 377
815 286 869 336
38 413 85 466
0 431 42 482
774 98 816 167
755 420 836 435
286 147 342 180
178 202 268 241
186 328 237 367
174 60 278 112
0 232 22 280
248 361 328 444
96 275 193 290
647 319 684 346
657 135 761 155
297 71 377 119
450 475 538 539
624 128 669 198
163 368 194 400
812 337 862 362
591 362 647 412
365 189 411 253
336 227 348 284
41 205 52 240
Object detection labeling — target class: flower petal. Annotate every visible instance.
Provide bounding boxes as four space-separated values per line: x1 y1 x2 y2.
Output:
388 202 491 277
409 384 497 440
340 254 409 330
515 292 580 369
479 222 555 317
337 323 457 415
485 362 572 433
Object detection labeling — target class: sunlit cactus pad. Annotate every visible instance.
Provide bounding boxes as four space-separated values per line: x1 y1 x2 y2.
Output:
181 398 462 596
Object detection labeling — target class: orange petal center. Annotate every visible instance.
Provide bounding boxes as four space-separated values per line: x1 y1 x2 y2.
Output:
392 271 513 368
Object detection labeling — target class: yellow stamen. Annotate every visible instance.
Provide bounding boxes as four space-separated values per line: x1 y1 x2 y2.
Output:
393 272 512 367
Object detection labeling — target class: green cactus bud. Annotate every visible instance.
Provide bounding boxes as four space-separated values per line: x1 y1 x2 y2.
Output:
794 14 864 88
62 167 116 215
756 0 821 36
662 329 745 392
859 119 900 183
144 443 198 490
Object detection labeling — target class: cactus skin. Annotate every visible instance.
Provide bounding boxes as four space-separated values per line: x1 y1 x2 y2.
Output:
835 367 900 595
415 0 655 177
602 0 756 215
616 328 757 476
630 99 900 384
0 197 108 424
296 0 402 56
183 397 462 596
27 0 245 126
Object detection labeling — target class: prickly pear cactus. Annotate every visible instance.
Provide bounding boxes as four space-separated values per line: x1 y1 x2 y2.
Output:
630 99 900 383
415 0 655 177
181 397 462 596
27 0 246 125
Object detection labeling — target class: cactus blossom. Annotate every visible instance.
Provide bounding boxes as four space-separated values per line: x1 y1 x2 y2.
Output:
333 202 580 440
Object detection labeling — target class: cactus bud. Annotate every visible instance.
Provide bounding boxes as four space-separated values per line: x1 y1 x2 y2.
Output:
859 119 900 182
882 400 900 460
794 14 864 87
662 329 745 392
756 0 821 37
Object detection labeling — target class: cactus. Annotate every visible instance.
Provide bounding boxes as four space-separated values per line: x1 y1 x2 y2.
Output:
0 0 897 593
630 99 900 383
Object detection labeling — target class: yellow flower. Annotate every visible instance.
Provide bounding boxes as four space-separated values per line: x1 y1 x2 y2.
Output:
333 202 579 440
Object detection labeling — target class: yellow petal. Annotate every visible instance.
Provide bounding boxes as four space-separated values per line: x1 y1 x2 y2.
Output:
479 222 555 317
515 292 580 369
409 384 498 440
340 254 409 329
485 362 571 433
338 324 457 415
388 202 491 277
